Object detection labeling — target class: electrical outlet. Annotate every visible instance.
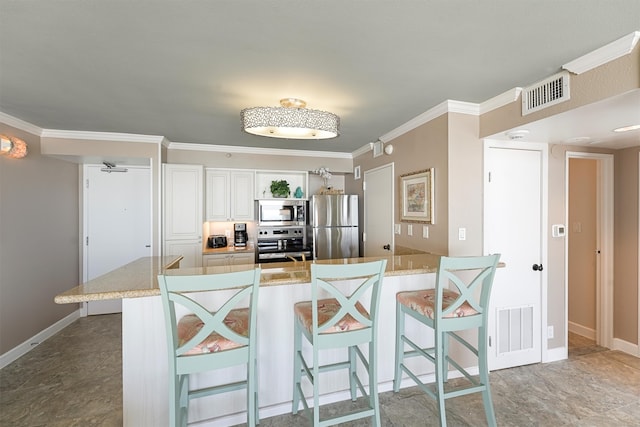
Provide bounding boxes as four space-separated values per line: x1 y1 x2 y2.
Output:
423 226 429 239
547 326 554 339
394 224 401 235
407 224 413 236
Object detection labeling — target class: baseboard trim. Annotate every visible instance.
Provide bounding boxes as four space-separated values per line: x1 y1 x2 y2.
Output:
0 310 80 369
568 321 596 340
612 337 639 357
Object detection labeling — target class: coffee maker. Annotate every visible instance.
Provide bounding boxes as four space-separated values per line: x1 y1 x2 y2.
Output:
234 223 248 247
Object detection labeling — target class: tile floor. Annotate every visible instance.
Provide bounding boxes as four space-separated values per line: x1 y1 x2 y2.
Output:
1 314 638 426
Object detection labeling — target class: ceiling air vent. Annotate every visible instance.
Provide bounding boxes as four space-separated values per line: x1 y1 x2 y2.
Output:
522 71 570 116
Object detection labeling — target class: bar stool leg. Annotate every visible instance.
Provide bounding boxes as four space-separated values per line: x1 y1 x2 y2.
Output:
393 302 405 393
292 318 302 415
435 330 447 427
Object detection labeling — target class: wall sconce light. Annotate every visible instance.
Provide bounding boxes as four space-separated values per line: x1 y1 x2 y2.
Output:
384 144 394 155
0 135 28 159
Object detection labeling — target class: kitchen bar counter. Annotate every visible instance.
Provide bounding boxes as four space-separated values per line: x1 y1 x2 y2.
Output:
54 255 183 304
54 252 441 304
54 250 482 427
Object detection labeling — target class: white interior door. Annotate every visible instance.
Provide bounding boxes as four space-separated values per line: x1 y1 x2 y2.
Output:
84 165 152 315
484 141 546 370
364 163 394 257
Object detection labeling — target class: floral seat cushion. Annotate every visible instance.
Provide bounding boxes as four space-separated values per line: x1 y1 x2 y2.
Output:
294 298 370 334
396 289 478 319
177 308 249 355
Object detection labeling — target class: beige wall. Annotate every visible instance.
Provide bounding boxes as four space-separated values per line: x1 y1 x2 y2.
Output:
568 158 598 331
352 112 484 257
614 146 639 344
353 114 450 254
447 113 483 255
0 125 79 355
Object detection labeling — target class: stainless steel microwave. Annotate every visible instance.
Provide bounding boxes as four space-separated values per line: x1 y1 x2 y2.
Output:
257 200 307 226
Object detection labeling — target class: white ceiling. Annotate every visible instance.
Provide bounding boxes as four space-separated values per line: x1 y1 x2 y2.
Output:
1 1 639 154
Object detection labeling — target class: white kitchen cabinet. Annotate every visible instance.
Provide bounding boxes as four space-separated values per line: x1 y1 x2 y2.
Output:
202 251 255 267
165 240 203 268
205 169 255 221
163 164 203 268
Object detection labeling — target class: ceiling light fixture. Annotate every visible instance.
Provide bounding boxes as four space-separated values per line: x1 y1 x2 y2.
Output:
613 124 640 133
241 98 339 140
0 134 28 159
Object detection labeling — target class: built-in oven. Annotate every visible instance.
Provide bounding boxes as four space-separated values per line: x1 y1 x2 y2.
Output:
256 226 312 264
257 200 307 227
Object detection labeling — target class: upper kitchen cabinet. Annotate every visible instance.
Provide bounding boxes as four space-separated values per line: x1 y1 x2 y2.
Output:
205 169 255 221
163 164 203 267
255 170 308 200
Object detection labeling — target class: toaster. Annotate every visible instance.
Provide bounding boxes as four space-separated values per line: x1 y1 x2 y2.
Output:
207 235 228 248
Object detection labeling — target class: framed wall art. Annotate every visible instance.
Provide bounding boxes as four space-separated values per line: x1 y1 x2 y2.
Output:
400 168 434 223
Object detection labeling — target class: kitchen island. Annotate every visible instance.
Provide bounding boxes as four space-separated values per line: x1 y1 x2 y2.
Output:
56 252 447 426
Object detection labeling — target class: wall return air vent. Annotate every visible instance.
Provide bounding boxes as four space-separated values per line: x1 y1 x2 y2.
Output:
521 71 570 116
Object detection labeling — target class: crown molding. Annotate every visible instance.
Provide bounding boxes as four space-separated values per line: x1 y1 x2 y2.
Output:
168 142 353 159
379 100 480 142
351 142 373 158
40 129 164 143
0 111 43 135
480 88 523 114
563 31 640 74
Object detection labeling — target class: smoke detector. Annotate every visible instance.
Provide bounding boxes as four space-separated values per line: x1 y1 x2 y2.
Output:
505 130 530 140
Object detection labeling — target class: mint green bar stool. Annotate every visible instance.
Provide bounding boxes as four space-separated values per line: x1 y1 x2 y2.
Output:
393 254 500 427
292 259 387 427
158 268 261 427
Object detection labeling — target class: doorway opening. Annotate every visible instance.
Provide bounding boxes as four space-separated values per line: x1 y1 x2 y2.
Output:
565 152 614 350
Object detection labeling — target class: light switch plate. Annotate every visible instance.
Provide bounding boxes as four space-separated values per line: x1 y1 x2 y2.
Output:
407 224 413 236
458 227 466 241
394 224 401 235
422 226 429 239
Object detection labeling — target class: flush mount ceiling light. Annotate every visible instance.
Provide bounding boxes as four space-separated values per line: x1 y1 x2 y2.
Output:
0 134 28 159
241 98 339 140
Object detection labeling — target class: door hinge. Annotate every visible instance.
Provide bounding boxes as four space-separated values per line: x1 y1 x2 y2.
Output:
86 236 89 246
362 181 366 191
489 336 492 347
488 172 492 183
86 179 90 189
362 232 366 242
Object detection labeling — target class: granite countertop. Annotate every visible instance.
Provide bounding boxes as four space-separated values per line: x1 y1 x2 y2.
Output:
54 252 442 304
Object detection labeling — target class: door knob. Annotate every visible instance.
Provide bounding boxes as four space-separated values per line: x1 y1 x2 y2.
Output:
383 244 391 251
532 263 543 271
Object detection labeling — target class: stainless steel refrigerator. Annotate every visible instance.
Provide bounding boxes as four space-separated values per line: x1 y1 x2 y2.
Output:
310 194 359 260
